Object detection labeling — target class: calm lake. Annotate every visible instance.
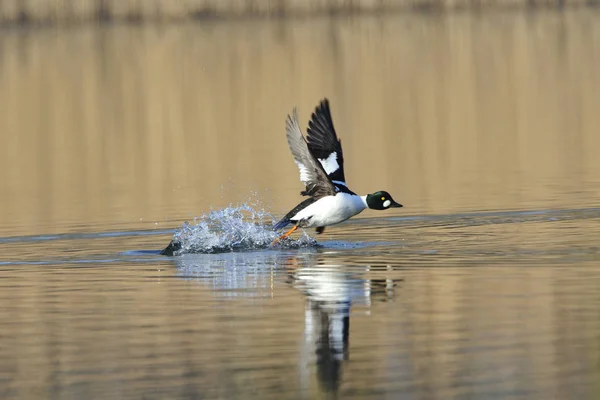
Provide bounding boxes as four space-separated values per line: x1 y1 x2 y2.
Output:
1 10 600 399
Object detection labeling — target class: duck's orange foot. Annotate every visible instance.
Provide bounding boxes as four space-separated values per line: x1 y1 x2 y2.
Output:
271 225 298 246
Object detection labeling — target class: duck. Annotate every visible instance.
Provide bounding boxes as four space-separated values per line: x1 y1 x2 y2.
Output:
272 99 403 243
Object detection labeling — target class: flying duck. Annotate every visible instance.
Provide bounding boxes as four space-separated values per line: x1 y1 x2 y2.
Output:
272 99 402 243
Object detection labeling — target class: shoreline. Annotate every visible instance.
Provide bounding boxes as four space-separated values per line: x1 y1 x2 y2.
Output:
0 0 596 26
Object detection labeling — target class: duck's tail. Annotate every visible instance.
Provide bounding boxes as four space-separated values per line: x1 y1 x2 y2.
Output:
272 218 291 231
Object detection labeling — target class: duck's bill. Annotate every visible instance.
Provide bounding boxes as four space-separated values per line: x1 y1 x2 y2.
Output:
391 201 403 208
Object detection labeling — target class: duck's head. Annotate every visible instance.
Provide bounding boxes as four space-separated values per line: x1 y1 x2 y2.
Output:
366 191 403 210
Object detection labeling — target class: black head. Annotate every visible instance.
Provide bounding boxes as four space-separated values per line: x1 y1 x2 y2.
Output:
366 191 403 210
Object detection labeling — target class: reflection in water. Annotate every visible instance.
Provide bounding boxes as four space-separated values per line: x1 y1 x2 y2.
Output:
172 249 400 396
305 298 348 394
293 259 356 394
172 251 289 297
2 210 600 398
290 256 398 395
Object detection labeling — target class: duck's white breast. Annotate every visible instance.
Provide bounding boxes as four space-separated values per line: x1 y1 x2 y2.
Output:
292 193 367 227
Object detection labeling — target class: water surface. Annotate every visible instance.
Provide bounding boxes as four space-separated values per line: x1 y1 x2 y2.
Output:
1 10 600 400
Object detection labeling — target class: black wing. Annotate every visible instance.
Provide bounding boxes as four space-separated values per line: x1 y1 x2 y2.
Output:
306 99 346 185
285 109 337 199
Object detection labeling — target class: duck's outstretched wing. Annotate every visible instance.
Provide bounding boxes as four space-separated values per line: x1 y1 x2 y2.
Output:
286 109 337 199
306 99 346 186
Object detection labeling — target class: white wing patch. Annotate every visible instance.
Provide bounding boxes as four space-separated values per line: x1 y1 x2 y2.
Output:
294 160 311 184
318 152 339 175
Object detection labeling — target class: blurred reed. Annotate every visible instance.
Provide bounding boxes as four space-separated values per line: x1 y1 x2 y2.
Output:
0 0 593 25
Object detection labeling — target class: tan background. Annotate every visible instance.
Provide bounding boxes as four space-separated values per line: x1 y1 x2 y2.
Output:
1 11 599 237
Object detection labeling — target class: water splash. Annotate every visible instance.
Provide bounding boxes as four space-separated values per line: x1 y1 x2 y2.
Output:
161 203 318 255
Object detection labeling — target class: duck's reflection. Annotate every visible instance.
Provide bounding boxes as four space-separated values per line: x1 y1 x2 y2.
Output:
169 251 400 395
287 255 399 394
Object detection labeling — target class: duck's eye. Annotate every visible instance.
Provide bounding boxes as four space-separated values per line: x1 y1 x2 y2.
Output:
381 196 385 201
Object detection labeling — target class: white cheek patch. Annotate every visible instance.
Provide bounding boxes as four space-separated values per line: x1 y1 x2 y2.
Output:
383 200 391 208
318 152 339 175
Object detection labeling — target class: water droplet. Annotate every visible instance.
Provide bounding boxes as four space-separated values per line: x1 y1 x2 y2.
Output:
166 203 318 255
